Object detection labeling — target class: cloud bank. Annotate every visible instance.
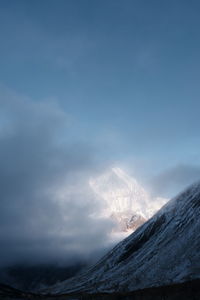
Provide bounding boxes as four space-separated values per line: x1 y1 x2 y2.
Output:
1 88 197 268
149 164 200 198
0 89 114 267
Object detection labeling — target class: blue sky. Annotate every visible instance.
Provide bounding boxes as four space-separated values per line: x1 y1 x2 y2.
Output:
1 0 200 181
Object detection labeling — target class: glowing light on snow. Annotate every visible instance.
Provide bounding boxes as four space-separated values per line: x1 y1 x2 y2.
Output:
89 167 168 220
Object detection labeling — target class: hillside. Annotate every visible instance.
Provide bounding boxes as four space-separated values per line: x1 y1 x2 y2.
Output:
47 182 200 294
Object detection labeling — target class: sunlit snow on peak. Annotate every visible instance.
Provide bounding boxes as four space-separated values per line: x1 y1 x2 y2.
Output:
89 167 168 220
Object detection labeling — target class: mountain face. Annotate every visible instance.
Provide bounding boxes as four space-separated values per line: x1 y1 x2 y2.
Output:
90 168 166 232
90 168 150 217
110 211 146 232
48 182 200 294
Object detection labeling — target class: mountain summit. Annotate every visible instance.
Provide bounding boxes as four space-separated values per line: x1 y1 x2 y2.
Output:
90 167 166 232
90 168 149 217
49 181 200 294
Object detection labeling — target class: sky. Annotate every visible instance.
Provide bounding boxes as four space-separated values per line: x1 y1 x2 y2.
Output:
1 0 200 266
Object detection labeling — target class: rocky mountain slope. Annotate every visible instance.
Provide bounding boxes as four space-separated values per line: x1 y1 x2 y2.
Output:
47 182 200 294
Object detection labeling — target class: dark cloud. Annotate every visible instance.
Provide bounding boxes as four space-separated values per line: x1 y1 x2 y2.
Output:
0 89 114 267
149 164 200 198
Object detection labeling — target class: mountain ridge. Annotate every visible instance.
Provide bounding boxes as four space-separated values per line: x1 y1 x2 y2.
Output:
47 181 200 294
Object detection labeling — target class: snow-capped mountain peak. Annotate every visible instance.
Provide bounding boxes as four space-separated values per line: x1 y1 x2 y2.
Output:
89 167 150 218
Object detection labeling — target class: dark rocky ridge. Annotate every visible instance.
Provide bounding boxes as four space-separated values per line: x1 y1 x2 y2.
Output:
0 279 200 299
0 263 86 292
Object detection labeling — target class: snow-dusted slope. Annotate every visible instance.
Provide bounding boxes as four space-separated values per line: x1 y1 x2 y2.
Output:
48 182 200 294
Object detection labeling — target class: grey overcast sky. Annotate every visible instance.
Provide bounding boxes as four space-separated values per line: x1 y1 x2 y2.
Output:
1 0 200 266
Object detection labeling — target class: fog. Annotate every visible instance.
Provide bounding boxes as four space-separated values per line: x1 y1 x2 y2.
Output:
0 90 115 267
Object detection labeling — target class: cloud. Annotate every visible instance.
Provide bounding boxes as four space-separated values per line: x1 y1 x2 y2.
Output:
0 88 114 267
149 164 200 198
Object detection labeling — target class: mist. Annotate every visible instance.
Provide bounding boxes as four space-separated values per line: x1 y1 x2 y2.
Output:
0 89 116 267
